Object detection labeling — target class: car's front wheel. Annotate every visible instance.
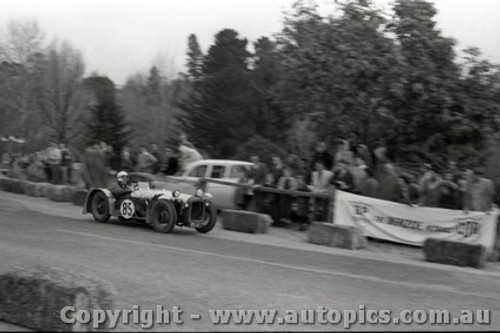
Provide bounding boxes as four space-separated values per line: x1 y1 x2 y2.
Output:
195 201 217 234
150 200 177 233
90 191 111 223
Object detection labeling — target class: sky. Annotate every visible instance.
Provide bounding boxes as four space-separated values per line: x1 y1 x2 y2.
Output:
0 0 499 85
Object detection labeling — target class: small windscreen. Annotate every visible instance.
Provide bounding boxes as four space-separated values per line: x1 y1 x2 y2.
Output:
137 182 150 190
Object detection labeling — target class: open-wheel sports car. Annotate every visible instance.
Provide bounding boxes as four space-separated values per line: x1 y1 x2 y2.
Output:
82 182 218 234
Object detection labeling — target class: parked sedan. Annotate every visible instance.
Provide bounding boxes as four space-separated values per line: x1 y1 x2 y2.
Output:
165 159 253 210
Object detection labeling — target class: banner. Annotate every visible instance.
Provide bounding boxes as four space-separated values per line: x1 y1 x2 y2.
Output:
334 190 498 251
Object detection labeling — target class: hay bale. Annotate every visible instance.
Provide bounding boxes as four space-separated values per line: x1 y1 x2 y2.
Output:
21 181 36 196
423 238 487 268
73 189 88 206
47 185 77 203
0 177 10 191
221 210 271 234
1 178 24 193
308 222 367 250
0 265 115 331
29 182 52 197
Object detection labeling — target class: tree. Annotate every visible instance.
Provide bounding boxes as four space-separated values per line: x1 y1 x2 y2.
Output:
249 37 289 145
85 76 129 167
144 66 162 106
385 0 500 168
186 34 204 82
277 0 404 149
179 29 256 158
120 67 180 147
31 41 86 144
0 20 45 150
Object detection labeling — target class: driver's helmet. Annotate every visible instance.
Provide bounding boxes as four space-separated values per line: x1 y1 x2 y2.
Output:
117 171 129 186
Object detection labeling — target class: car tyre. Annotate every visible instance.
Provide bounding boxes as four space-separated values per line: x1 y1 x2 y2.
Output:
90 191 111 223
195 201 217 234
150 200 177 233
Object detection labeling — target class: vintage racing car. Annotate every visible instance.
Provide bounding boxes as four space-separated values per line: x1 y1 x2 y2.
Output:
82 181 217 234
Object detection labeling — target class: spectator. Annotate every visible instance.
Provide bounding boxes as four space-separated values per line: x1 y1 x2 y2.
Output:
120 146 135 172
418 163 434 189
137 146 158 174
463 168 494 213
396 174 420 205
178 143 203 172
285 153 301 174
419 166 443 207
270 156 284 187
360 167 379 198
310 141 333 171
309 161 333 193
356 143 373 169
377 162 399 201
276 166 298 226
47 142 62 184
264 172 276 188
293 173 311 231
350 157 368 194
438 170 460 209
100 142 113 168
331 160 355 193
60 143 72 184
373 139 389 179
236 167 254 210
277 166 298 191
82 143 109 188
309 161 333 222
179 132 196 148
150 143 163 174
249 155 267 185
334 140 354 166
163 147 179 176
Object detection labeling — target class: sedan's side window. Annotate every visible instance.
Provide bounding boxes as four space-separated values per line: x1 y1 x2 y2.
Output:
188 165 207 178
210 165 226 179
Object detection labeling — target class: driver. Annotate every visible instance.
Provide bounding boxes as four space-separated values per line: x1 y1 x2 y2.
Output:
111 171 134 198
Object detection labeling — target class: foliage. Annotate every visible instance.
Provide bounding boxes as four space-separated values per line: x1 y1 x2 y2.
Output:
85 75 129 168
232 135 288 166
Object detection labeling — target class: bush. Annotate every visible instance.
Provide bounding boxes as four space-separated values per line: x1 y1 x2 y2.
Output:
232 135 288 166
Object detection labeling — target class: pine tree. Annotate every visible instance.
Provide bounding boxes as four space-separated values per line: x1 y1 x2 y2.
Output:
85 76 129 169
186 34 204 82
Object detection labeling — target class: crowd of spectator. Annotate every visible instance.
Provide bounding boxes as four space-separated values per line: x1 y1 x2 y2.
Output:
236 139 498 230
0 132 204 188
2 135 498 231
1 142 72 184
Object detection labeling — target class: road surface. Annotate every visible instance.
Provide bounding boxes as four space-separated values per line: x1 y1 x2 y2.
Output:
0 192 499 331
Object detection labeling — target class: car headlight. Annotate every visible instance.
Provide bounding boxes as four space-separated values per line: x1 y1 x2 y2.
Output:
173 190 181 198
196 189 204 197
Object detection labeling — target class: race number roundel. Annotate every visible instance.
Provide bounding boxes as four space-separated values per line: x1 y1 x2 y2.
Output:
120 199 135 219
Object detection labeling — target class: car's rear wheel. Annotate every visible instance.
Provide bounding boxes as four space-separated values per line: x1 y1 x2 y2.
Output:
150 200 177 233
90 191 110 222
195 201 217 234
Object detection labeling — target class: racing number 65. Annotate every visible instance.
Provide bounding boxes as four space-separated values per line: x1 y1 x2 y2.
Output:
120 199 135 219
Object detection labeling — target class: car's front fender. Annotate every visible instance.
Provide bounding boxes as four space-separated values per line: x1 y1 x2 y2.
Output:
83 188 115 214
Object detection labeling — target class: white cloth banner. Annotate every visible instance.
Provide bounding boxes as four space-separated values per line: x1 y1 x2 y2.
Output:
334 190 498 251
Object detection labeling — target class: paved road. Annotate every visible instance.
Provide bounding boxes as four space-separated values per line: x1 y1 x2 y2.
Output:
1 193 500 331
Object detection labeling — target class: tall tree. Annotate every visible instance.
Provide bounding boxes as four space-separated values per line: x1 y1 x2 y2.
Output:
387 0 492 168
186 34 204 82
31 41 86 144
278 0 404 149
179 29 255 158
249 37 288 145
144 66 162 106
85 76 129 166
